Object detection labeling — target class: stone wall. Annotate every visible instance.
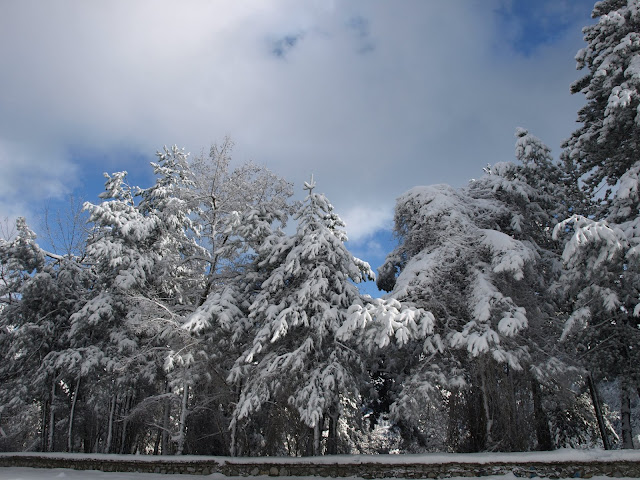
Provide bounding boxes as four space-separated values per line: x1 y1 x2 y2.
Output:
1 453 640 478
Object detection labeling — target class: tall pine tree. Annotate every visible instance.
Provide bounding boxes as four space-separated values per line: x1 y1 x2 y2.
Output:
557 0 640 449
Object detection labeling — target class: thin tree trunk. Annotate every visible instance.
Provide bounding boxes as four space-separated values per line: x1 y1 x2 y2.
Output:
41 399 49 452
67 375 81 452
480 366 493 449
621 377 634 449
48 378 56 452
153 428 161 455
313 421 321 456
105 393 117 453
161 382 171 455
326 396 339 455
587 372 610 450
229 420 237 457
327 412 339 455
196 235 229 307
176 384 189 455
506 366 519 446
119 391 132 454
530 376 553 450
229 380 242 457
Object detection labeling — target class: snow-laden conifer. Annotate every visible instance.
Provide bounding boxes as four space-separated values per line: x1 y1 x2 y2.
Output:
228 178 431 455
0 218 92 451
563 0 640 205
378 129 581 451
555 0 640 449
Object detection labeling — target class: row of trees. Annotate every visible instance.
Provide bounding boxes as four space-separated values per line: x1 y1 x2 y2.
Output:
0 142 428 455
1 0 639 455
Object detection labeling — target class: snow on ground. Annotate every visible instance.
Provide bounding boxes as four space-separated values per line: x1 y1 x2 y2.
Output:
3 448 640 464
0 470 639 480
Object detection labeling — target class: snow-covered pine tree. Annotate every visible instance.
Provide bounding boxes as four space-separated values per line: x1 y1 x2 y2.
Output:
0 218 92 452
0 218 50 451
226 177 372 455
563 0 640 206
73 142 295 455
75 146 208 454
378 129 579 452
176 141 295 455
555 0 640 449
227 178 431 456
380 183 534 451
71 168 168 453
180 204 290 455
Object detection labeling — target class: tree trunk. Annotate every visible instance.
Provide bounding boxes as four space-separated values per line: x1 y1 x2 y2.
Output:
326 414 339 455
67 375 81 452
326 402 339 455
229 421 237 457
621 377 634 449
153 428 161 455
41 399 50 452
119 391 132 454
302 426 314 456
313 421 321 456
161 381 171 455
229 380 242 457
587 372 610 450
176 384 189 455
48 378 56 452
105 393 117 453
480 366 493 449
530 376 553 450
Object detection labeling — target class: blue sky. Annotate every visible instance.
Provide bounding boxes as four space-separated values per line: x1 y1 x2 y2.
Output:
0 0 597 296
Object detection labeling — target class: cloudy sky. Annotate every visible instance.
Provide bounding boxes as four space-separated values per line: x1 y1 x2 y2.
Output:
0 0 597 293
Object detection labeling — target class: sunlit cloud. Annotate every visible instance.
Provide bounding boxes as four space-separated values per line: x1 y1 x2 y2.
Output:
0 0 596 264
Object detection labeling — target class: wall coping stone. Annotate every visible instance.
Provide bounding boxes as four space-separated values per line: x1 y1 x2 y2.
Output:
1 450 640 478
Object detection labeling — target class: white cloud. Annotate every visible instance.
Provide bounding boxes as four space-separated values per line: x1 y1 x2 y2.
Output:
341 204 393 243
0 0 596 261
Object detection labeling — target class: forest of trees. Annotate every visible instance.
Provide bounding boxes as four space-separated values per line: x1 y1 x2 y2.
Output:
1 0 639 455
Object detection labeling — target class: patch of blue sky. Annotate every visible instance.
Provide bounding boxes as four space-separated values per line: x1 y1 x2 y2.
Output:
31 147 158 251
347 228 397 298
67 146 158 200
493 0 596 56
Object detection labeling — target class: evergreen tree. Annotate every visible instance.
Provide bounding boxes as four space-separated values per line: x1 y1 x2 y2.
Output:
556 0 640 449
563 0 640 207
226 178 372 455
228 178 431 456
378 130 583 452
0 218 92 452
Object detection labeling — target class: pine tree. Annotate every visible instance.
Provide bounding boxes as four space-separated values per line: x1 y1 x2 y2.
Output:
563 0 640 207
177 141 295 455
378 130 582 451
0 218 92 452
225 178 370 455
556 0 640 449
72 146 208 454
227 178 431 456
